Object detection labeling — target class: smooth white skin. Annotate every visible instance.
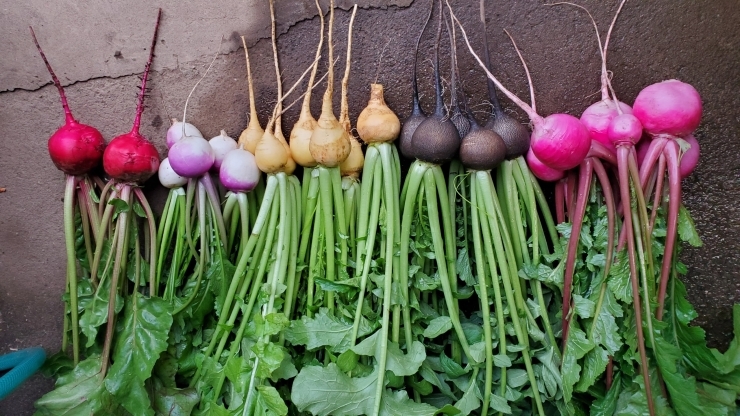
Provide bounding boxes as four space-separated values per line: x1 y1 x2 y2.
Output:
167 120 203 148
168 136 215 178
219 148 260 192
158 157 188 188
209 130 238 169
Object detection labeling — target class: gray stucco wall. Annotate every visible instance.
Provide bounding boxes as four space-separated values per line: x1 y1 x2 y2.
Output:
1 0 738 413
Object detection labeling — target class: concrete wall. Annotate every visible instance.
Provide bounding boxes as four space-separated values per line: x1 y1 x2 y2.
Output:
1 0 738 413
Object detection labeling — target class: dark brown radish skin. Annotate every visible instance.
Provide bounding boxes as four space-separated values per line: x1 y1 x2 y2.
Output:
411 0 460 165
479 3 530 159
399 0 433 159
30 28 106 176
459 117 506 171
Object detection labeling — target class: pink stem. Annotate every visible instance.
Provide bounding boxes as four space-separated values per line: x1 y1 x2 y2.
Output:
555 179 566 225
566 171 578 221
649 154 667 232
589 141 617 166
638 137 668 190
29 27 76 125
617 146 655 416
561 159 593 348
656 141 681 320
131 8 162 135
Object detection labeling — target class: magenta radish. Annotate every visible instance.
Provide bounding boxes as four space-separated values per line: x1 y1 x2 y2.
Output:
679 135 700 178
527 148 564 182
633 79 702 137
30 26 107 365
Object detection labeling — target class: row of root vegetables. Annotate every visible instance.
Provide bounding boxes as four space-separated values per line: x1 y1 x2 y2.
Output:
30 1 740 415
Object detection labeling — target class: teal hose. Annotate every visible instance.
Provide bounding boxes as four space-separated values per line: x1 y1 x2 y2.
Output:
0 347 46 401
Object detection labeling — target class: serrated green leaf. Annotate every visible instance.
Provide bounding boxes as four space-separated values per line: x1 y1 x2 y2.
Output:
105 294 173 416
284 308 374 353
574 294 596 319
352 330 426 377
424 316 453 338
678 205 702 247
608 250 632 303
291 364 437 415
150 379 199 416
575 346 608 392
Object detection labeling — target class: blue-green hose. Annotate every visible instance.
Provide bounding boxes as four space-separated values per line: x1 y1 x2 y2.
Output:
0 347 46 401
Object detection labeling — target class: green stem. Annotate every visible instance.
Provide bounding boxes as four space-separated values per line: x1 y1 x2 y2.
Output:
63 175 80 365
318 167 337 311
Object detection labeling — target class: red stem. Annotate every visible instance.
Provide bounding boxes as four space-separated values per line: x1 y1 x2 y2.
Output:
656 141 681 320
131 8 162 135
593 159 617 390
29 27 76 125
617 146 655 416
561 159 593 348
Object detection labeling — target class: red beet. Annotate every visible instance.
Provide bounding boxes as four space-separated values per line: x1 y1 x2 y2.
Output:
30 27 105 175
103 9 162 183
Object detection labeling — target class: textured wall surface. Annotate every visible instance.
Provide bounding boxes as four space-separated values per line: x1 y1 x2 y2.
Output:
1 0 738 413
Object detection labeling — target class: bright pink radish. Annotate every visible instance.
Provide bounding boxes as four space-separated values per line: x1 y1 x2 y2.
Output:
103 10 162 183
679 134 700 178
167 119 203 148
169 135 215 178
633 79 702 137
526 148 564 181
608 113 643 146
219 147 260 193
30 27 105 176
636 138 651 167
158 158 188 188
209 130 238 170
530 114 591 171
581 100 632 152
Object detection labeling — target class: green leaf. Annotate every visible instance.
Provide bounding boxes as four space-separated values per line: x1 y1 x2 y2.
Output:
590 372 621 416
337 349 360 373
252 341 288 379
488 394 511 414
424 316 453 338
255 385 288 416
505 369 529 388
132 200 147 218
352 330 426 377
456 247 475 286
575 346 608 392
440 353 467 379
108 198 130 215
654 336 727 416
678 205 702 247
39 351 74 378
453 375 480 415
493 354 512 368
608 250 632 303
291 364 436 415
562 325 595 401
573 294 596 319
104 294 173 416
284 308 374 353
207 245 235 317
150 379 199 416
592 302 623 355
34 355 122 415
315 277 360 297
